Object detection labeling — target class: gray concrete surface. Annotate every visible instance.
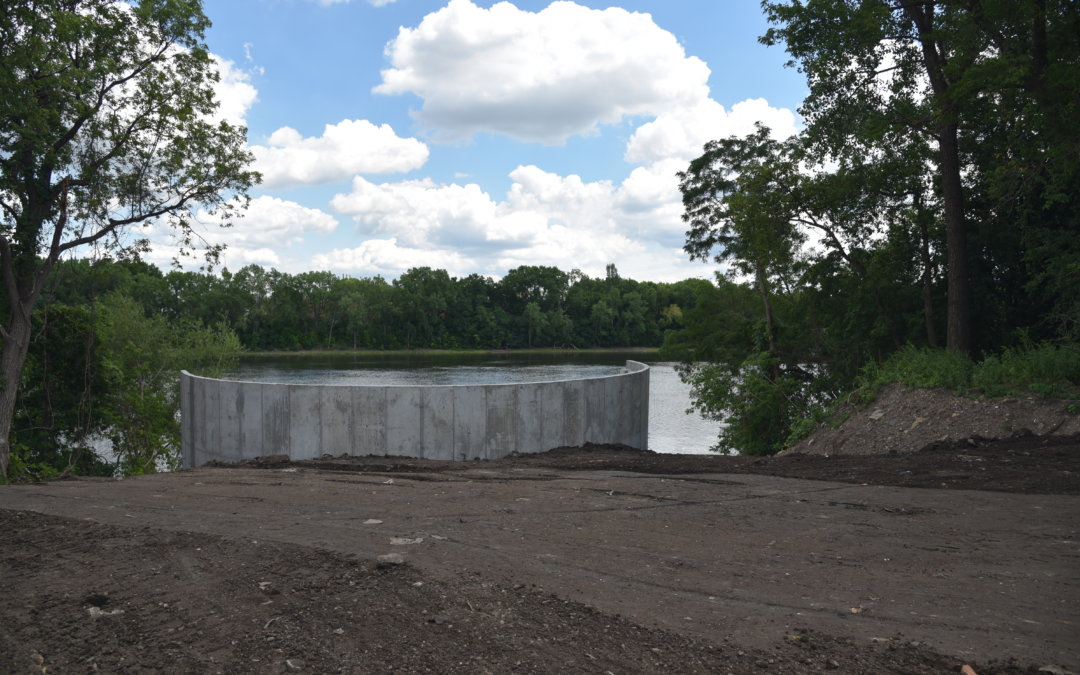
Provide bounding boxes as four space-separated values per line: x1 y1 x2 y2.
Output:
181 360 649 468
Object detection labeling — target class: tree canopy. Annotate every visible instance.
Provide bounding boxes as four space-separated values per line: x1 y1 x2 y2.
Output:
666 0 1079 454
0 0 258 477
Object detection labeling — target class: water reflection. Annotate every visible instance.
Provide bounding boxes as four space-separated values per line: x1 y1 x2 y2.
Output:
226 353 722 455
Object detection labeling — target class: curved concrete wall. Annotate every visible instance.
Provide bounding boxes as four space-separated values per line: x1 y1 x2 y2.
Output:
180 361 649 468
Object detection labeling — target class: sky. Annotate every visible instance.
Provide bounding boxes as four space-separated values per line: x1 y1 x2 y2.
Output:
149 0 808 283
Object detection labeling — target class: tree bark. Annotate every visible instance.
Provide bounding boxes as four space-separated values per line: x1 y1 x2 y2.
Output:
754 263 781 382
938 125 972 354
916 196 940 348
905 3 973 355
0 306 34 478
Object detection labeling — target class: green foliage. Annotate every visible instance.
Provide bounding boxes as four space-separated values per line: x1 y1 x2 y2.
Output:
4 289 242 482
858 346 975 395
96 293 240 474
0 0 258 478
680 354 811 457
852 344 1080 401
971 343 1080 399
9 305 112 481
665 2 1079 455
39 259 704 354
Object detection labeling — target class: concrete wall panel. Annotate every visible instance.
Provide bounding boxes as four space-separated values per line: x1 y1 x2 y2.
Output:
181 374 193 468
353 387 387 455
286 386 321 460
320 387 353 457
189 375 208 466
484 385 517 459
218 380 241 462
180 361 648 468
202 376 220 465
452 386 486 460
262 384 291 458
582 377 606 445
422 387 455 460
386 387 423 457
514 384 543 454
538 382 566 451
562 379 586 448
238 382 263 459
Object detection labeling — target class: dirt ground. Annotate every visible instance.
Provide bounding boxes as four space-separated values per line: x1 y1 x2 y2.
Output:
1 388 1079 674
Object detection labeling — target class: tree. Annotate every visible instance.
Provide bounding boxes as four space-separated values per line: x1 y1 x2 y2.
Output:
761 0 1080 353
0 0 257 477
96 292 239 473
679 124 804 367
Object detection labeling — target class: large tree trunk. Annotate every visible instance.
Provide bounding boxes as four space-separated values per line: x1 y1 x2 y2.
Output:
938 125 972 354
916 197 940 348
754 263 781 382
905 3 973 355
0 309 34 479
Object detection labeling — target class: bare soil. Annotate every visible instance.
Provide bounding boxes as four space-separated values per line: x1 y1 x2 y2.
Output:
2 388 1079 674
785 383 1080 457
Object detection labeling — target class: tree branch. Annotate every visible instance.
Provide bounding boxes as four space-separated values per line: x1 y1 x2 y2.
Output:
55 187 207 254
48 40 173 159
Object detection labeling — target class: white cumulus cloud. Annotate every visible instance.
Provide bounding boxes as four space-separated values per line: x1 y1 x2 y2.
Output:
625 98 800 165
251 120 429 189
210 54 258 128
313 239 473 277
133 196 339 270
373 0 710 143
325 164 708 280
214 195 339 247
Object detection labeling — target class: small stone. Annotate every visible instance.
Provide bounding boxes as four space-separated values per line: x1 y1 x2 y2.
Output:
376 553 405 567
363 519 383 525
333 628 345 635
826 659 841 669
869 409 885 421
87 606 124 618
285 658 304 671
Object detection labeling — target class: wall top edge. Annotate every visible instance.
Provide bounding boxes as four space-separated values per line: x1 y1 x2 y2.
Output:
180 360 649 391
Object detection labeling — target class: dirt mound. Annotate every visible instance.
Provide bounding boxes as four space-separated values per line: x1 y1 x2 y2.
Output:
786 383 1080 457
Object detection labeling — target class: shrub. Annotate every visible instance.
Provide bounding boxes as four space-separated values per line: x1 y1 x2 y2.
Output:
858 346 974 394
972 342 1080 398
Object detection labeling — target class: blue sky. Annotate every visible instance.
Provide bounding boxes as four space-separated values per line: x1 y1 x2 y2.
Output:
155 0 806 282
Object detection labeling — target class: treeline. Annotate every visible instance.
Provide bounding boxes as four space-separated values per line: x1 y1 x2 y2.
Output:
41 260 702 351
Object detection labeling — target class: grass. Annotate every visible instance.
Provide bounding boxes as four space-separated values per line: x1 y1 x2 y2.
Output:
783 341 1080 448
856 342 1080 400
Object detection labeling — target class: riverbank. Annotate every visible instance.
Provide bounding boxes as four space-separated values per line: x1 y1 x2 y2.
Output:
3 436 1077 674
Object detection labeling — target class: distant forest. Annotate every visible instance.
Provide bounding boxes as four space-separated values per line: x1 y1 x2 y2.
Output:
37 259 705 351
